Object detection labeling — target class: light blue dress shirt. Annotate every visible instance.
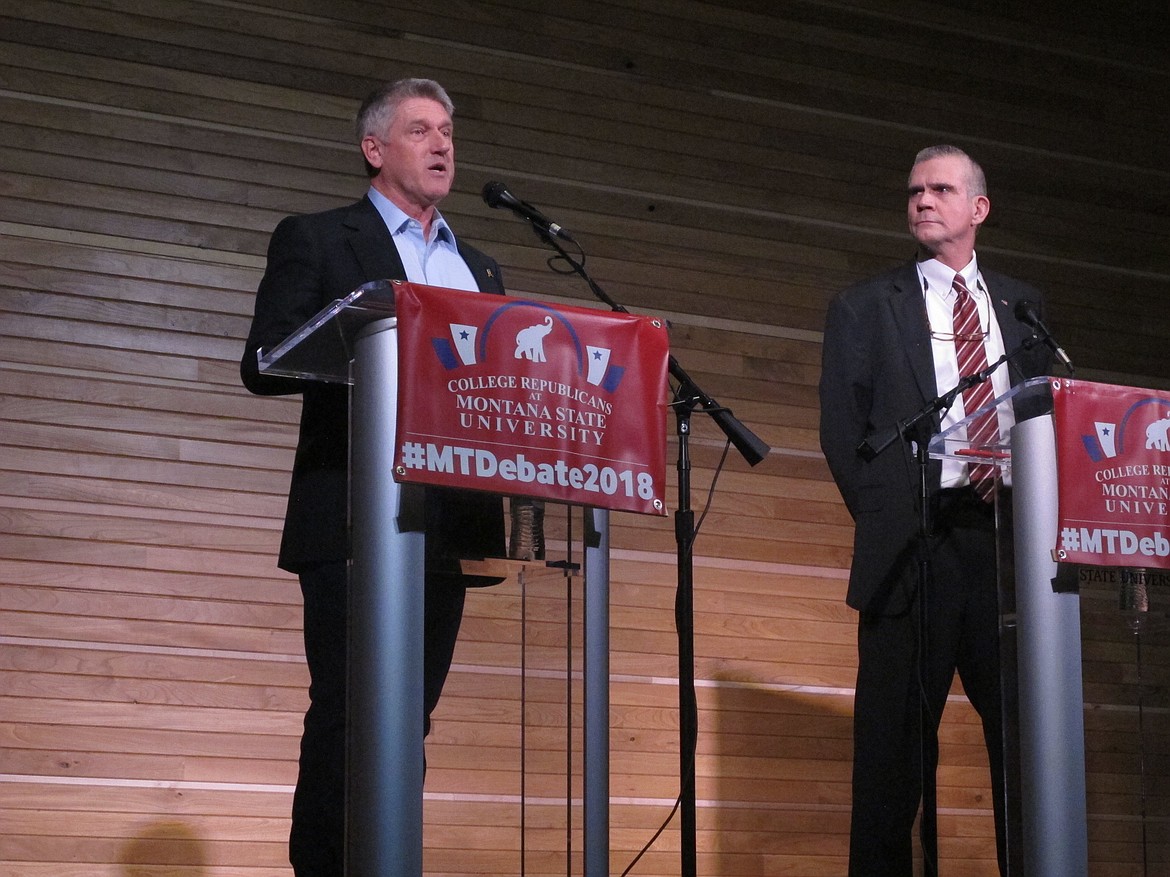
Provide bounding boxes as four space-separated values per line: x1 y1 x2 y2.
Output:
367 187 478 292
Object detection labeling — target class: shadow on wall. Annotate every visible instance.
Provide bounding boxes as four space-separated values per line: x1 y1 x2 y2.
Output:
711 675 854 874
118 821 208 876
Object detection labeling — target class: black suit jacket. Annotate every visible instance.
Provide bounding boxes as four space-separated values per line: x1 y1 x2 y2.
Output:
242 196 506 579
818 260 1052 615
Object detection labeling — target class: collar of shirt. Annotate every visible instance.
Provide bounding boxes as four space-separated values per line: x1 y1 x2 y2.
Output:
917 253 982 308
367 186 456 246
366 187 477 291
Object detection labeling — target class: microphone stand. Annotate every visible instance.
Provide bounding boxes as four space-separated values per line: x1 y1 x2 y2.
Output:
856 339 1037 877
529 224 770 877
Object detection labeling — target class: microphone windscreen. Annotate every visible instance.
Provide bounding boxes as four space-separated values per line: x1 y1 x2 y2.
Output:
1014 299 1040 327
482 181 508 208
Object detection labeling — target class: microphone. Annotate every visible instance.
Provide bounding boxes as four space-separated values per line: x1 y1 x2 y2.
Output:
482 181 572 240
1014 299 1074 375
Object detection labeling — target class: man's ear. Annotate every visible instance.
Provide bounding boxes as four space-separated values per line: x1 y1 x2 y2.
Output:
971 193 991 228
360 136 383 172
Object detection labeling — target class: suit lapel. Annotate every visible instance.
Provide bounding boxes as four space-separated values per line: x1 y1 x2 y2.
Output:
340 196 502 295
458 241 500 294
342 196 408 282
985 275 1027 350
983 272 1039 385
887 261 938 403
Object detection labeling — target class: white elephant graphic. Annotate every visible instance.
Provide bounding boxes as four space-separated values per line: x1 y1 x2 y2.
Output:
514 316 554 362
1146 416 1170 451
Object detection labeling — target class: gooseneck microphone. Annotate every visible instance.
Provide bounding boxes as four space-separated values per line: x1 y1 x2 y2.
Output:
481 181 573 240
1015 299 1075 375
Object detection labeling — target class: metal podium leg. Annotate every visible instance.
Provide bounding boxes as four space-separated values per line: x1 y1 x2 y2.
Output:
584 507 610 876
348 319 426 876
1012 414 1088 876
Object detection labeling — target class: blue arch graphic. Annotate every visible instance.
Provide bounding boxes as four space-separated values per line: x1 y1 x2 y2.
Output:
1116 397 1170 455
479 300 586 375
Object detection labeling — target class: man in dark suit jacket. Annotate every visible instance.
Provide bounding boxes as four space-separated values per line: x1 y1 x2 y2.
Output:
241 78 506 877
819 146 1052 876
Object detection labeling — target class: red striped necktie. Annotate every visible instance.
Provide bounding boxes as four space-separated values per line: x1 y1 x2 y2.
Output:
951 274 999 501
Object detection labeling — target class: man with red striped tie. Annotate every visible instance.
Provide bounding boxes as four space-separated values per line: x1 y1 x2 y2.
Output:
818 145 1054 876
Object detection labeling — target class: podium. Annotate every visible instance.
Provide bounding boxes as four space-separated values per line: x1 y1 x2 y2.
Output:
256 280 628 876
930 376 1088 876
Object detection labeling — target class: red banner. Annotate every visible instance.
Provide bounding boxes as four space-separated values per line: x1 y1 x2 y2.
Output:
1052 378 1170 568
392 282 669 515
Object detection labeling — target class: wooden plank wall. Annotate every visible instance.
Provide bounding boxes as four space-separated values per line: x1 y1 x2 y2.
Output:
1 1 1167 875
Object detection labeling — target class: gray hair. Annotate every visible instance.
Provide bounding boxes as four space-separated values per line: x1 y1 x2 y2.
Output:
911 144 987 197
356 78 455 176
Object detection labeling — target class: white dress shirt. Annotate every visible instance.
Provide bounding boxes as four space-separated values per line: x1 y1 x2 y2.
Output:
919 254 1014 489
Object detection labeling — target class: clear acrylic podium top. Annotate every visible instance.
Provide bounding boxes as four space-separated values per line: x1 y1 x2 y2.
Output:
928 375 1053 469
256 279 399 384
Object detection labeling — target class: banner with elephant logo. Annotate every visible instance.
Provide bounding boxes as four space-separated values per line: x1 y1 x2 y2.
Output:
1051 378 1170 569
392 281 669 515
